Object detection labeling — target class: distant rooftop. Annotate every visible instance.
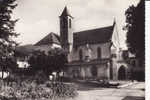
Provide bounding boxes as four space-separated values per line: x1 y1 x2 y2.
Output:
35 32 60 46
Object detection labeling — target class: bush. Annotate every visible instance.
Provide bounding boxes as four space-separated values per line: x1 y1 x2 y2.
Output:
0 80 78 100
46 82 78 99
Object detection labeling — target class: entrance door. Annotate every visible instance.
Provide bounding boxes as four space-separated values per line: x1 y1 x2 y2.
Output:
118 66 126 80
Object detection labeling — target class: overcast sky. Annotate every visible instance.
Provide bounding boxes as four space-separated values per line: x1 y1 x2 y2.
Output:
13 0 140 49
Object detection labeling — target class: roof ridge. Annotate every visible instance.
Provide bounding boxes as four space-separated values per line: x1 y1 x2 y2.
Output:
34 32 60 46
74 25 113 34
50 32 60 38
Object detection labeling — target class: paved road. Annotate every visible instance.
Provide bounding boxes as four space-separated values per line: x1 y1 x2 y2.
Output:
75 82 145 100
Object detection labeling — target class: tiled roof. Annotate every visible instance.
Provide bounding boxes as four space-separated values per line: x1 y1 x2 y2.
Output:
73 25 114 47
34 32 60 46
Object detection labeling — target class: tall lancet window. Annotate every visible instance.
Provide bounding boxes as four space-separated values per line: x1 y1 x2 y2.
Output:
69 19 71 28
61 18 66 28
97 47 101 59
79 49 83 60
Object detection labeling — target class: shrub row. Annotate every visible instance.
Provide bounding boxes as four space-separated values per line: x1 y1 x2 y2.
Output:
0 80 78 100
46 82 78 98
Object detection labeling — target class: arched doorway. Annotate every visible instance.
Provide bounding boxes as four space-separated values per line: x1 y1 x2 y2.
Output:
118 66 126 80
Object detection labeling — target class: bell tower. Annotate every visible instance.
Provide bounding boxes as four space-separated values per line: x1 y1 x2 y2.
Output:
59 6 73 53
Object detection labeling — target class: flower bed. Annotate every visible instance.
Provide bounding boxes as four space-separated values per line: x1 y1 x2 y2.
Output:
0 80 78 100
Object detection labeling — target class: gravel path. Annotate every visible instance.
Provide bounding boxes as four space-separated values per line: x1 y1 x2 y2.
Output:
75 82 145 100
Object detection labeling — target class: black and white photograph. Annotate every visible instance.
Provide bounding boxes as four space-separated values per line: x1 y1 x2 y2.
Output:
0 0 145 100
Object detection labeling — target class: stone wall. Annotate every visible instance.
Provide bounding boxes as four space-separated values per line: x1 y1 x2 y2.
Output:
67 63 111 80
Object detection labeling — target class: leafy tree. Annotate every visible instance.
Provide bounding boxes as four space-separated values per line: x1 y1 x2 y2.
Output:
28 48 68 77
0 0 18 78
124 0 145 66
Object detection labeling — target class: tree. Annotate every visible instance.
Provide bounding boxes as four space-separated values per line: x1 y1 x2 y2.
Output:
28 48 68 77
0 0 18 78
124 0 145 65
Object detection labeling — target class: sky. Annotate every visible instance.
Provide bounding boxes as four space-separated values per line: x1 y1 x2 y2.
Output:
13 0 140 49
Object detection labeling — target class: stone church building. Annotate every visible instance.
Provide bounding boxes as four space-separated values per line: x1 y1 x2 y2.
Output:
58 7 133 80
16 7 136 80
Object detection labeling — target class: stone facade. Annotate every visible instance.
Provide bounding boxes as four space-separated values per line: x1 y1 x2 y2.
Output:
65 42 112 79
69 42 111 62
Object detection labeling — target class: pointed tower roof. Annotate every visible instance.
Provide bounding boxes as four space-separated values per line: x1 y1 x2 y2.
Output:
60 6 73 18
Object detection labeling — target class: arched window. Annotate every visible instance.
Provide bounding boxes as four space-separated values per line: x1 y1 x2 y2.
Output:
79 49 83 60
97 47 101 58
69 19 71 28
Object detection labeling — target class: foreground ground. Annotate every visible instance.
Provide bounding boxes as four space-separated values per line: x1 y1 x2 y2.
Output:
75 82 145 100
